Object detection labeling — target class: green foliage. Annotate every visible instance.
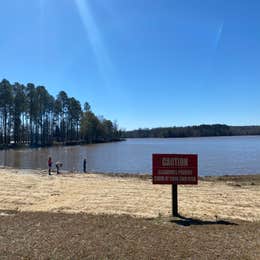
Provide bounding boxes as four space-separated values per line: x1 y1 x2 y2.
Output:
0 79 13 144
0 78 121 147
123 124 260 138
80 112 119 143
84 102 91 112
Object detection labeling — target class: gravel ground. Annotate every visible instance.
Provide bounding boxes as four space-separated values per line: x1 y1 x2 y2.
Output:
0 211 259 259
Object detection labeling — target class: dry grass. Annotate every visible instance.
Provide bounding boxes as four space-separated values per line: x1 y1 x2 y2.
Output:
0 167 259 222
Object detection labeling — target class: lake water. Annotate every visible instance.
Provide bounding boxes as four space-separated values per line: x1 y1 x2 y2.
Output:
0 136 260 176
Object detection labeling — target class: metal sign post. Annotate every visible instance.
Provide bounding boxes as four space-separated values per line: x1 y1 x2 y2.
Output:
172 184 178 217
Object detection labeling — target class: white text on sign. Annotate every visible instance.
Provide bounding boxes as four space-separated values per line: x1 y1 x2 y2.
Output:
161 157 188 167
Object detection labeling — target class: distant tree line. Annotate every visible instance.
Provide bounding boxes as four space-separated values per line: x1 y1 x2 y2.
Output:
123 124 260 138
0 79 121 148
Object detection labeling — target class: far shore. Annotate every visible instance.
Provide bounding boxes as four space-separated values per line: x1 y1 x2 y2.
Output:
0 167 259 222
0 138 125 150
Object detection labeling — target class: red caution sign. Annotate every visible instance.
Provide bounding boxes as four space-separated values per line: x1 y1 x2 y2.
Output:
153 154 198 184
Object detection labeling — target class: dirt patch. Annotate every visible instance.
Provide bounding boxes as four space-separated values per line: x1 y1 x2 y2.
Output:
0 211 259 259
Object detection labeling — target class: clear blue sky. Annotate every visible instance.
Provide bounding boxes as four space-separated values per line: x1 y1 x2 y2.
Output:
0 0 260 130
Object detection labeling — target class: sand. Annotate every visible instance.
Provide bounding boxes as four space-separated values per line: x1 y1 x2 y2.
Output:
0 167 259 222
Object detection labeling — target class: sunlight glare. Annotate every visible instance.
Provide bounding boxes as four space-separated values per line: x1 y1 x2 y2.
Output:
74 0 115 88
215 21 224 51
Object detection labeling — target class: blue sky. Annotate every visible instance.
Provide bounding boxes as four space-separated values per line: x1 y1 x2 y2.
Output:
0 0 260 130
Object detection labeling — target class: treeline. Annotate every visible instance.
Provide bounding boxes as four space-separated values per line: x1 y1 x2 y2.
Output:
0 79 121 148
123 124 260 138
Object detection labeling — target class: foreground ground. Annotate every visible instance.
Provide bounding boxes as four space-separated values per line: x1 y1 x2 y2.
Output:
0 211 259 259
0 167 260 259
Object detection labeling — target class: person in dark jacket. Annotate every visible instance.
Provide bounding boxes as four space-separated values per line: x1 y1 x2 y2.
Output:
83 158 87 173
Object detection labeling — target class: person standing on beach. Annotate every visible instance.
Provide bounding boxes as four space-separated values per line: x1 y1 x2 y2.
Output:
83 158 87 173
48 157 52 175
56 161 62 174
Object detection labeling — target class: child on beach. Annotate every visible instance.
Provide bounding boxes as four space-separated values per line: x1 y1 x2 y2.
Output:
56 161 63 174
48 157 52 175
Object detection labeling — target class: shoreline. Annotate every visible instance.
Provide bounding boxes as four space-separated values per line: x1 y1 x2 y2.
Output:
1 165 260 179
0 167 259 222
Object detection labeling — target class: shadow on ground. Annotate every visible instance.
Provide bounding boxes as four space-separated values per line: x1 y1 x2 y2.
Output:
170 214 238 226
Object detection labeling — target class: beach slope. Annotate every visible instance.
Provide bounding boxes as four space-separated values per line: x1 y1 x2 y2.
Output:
0 167 259 221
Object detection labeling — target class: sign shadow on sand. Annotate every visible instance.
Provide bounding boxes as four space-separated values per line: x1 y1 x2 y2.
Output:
170 214 238 227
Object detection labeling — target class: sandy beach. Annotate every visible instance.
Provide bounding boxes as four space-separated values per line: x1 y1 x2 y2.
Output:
1 167 260 259
0 167 259 221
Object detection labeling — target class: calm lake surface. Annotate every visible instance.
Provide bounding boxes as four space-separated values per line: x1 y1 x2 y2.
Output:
1 136 260 176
